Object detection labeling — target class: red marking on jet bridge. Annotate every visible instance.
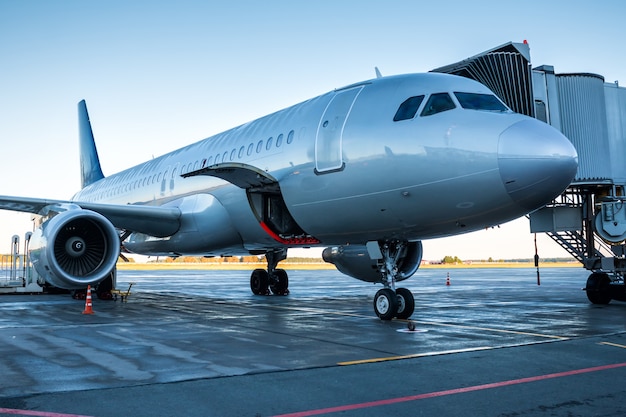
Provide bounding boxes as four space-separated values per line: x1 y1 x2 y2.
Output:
271 362 626 417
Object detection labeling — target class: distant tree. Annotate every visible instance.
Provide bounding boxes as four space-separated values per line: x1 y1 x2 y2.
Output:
222 256 243 263
241 255 262 263
442 255 462 264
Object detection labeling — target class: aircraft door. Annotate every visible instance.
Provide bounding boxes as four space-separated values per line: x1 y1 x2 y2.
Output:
315 86 362 173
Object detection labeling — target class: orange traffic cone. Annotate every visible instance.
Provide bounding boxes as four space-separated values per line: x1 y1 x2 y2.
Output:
82 285 94 315
446 273 451 286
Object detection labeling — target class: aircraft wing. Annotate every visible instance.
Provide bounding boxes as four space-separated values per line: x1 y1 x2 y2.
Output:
0 195 181 237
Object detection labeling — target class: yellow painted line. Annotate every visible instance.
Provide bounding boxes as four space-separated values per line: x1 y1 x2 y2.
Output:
338 346 494 366
600 341 626 349
415 320 569 340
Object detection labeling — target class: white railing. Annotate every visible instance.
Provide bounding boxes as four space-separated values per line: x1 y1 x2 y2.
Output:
0 254 27 286
0 233 41 290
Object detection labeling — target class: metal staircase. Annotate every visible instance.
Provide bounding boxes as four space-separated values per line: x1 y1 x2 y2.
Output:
534 185 625 272
545 229 609 264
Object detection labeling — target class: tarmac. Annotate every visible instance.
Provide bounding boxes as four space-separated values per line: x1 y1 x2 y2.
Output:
0 267 625 416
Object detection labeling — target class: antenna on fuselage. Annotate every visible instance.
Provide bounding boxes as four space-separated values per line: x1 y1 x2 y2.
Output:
374 67 383 79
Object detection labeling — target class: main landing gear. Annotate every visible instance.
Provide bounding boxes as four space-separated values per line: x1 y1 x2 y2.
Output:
372 241 415 321
250 249 289 296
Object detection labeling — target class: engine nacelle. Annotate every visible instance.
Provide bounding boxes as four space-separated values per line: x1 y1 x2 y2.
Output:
30 209 120 289
322 241 423 283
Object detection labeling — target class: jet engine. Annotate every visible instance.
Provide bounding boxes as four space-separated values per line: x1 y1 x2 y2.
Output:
29 209 120 289
322 241 423 283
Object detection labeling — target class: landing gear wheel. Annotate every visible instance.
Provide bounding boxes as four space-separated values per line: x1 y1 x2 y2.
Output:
250 269 270 295
585 272 612 304
395 287 415 319
374 288 398 320
270 269 289 295
72 289 87 300
96 270 115 300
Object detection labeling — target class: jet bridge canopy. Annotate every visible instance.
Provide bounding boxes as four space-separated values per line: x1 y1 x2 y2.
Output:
431 41 535 117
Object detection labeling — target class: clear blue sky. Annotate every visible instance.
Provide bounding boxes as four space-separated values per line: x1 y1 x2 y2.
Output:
0 0 624 260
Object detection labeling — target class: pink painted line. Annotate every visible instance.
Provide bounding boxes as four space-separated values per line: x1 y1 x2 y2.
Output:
272 362 626 417
0 408 94 417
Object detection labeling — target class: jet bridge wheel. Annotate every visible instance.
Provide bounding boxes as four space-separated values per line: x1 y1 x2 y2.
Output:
374 288 398 320
269 269 289 295
585 272 612 305
250 269 270 295
395 288 415 320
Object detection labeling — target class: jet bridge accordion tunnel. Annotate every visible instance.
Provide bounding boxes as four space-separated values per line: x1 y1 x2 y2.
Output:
432 41 626 303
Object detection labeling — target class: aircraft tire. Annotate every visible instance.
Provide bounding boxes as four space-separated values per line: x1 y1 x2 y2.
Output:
270 269 289 295
96 269 115 300
395 287 415 319
374 288 398 320
250 269 270 295
585 272 612 305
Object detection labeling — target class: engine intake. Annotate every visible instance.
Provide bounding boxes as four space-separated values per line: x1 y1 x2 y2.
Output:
30 209 120 289
322 241 422 283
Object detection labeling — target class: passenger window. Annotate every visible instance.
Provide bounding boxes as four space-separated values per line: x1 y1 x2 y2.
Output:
421 93 456 117
454 92 508 112
393 95 424 121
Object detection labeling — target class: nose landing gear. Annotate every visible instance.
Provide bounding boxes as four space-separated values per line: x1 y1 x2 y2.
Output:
373 287 415 320
371 241 416 320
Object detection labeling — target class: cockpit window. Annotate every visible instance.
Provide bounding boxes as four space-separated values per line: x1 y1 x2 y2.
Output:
393 95 425 122
420 93 456 117
454 92 508 112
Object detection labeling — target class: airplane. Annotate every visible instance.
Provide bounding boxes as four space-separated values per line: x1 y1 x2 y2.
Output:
0 72 578 320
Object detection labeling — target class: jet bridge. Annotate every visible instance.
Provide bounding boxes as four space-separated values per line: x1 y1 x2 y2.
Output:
433 41 626 303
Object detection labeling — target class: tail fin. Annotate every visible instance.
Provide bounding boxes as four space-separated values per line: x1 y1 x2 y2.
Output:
78 100 105 188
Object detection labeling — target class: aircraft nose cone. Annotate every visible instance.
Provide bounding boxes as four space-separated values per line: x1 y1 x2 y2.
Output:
498 119 578 211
